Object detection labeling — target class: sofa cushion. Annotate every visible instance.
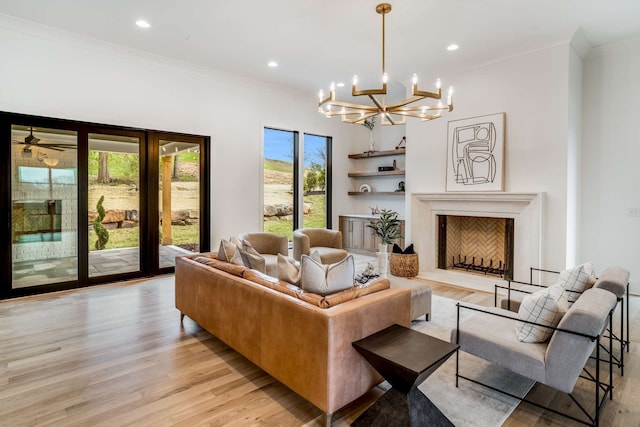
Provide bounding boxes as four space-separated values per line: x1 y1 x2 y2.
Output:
192 255 248 277
237 237 262 257
320 277 390 308
238 248 266 274
244 266 387 308
263 254 279 278
242 269 305 299
515 287 567 343
218 237 266 273
215 239 244 266
558 262 596 305
277 253 301 284
300 254 355 296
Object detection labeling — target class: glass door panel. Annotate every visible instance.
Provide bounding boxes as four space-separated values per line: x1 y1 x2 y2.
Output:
11 125 78 289
263 128 297 241
303 134 329 228
88 133 141 277
158 139 201 268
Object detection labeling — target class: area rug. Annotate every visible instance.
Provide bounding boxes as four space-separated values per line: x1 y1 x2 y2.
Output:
408 295 535 427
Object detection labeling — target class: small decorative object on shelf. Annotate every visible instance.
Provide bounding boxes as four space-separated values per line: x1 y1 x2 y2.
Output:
395 136 406 149
359 184 372 193
362 117 376 152
369 206 380 215
396 181 405 192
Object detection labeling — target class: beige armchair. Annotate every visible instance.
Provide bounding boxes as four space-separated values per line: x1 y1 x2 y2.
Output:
293 228 348 264
237 232 288 277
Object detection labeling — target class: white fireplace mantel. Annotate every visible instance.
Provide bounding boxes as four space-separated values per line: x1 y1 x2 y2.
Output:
410 192 544 292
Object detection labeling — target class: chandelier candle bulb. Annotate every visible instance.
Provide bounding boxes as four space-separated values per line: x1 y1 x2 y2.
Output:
436 78 442 89
412 74 418 84
383 73 388 83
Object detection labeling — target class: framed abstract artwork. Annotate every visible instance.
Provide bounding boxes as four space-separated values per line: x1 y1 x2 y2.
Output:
446 112 505 191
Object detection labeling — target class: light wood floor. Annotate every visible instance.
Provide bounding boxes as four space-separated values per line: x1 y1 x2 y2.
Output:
0 275 637 426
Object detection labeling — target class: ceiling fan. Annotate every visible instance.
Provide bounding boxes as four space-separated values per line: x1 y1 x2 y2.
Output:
12 127 77 152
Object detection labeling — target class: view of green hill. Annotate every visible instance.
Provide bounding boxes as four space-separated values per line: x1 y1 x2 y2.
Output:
264 158 292 173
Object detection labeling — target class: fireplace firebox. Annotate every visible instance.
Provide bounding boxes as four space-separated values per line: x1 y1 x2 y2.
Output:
437 215 514 280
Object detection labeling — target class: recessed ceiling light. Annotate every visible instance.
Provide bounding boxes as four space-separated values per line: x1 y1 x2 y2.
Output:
336 82 345 87
447 44 459 51
136 20 151 29
267 61 278 68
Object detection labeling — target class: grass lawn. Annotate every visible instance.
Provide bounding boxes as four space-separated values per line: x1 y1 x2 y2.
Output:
264 193 326 241
89 224 199 250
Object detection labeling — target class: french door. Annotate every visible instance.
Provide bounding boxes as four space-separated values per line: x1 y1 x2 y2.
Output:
1 112 209 298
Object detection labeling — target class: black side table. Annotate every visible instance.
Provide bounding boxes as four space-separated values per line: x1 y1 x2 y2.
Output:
352 324 459 427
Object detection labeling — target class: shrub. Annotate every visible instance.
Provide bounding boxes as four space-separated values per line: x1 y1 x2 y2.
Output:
93 196 110 250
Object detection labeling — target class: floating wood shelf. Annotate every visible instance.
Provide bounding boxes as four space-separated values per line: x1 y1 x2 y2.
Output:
348 191 405 196
348 170 405 178
348 148 406 159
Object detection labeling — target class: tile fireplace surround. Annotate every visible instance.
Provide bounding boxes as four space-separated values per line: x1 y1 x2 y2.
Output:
410 192 543 292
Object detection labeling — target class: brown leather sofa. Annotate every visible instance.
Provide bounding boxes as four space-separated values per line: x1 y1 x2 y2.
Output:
175 253 411 426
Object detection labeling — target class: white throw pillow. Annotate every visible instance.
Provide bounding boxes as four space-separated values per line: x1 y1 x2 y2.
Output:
558 262 596 305
300 254 355 296
277 253 301 285
515 288 568 343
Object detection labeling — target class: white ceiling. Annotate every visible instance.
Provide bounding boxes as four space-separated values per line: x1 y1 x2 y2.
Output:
1 0 640 95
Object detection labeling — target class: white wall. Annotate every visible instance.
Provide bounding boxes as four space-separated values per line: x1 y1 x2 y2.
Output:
581 36 640 293
405 44 572 274
0 16 360 247
566 42 585 268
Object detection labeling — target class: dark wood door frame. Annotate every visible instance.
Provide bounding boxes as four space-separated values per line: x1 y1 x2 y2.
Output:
0 111 210 299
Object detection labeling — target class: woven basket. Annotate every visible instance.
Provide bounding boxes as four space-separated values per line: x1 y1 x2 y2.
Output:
389 253 419 277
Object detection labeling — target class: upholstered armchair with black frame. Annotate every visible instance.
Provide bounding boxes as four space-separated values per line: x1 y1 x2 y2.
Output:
292 228 348 264
494 266 631 376
452 287 618 427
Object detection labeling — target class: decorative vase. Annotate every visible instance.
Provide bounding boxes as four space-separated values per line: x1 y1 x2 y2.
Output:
368 129 375 152
379 243 388 253
377 252 388 276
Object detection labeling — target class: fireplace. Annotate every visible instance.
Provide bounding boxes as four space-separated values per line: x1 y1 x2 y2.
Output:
436 215 514 280
410 192 542 291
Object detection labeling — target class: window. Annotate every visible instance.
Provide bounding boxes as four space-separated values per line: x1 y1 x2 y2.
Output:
263 128 332 241
263 128 298 240
303 133 331 229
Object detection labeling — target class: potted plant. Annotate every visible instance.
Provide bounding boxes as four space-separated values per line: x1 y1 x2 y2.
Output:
367 209 401 253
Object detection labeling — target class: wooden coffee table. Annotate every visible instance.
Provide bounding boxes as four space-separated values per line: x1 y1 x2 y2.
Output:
352 324 459 426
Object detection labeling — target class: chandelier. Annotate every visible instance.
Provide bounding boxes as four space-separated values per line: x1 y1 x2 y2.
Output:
318 3 453 125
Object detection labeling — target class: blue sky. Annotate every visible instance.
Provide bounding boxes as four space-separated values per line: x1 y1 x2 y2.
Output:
264 128 326 167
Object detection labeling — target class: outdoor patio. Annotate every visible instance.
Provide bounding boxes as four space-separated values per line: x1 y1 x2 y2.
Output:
12 245 193 289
